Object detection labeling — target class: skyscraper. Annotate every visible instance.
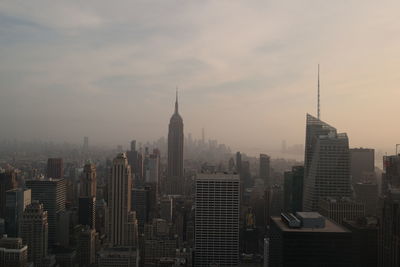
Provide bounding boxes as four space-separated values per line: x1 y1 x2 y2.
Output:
378 188 400 267
350 148 375 184
77 226 96 267
382 154 400 195
5 188 31 237
194 173 240 267
0 168 17 218
20 201 48 266
166 91 184 196
303 114 352 211
108 153 138 247
283 166 304 213
269 212 352 267
79 163 97 229
259 154 270 188
46 158 64 179
167 91 184 179
127 140 143 186
236 152 242 173
80 163 96 198
25 178 66 246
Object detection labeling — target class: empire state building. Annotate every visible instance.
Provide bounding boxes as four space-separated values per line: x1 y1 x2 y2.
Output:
167 91 184 180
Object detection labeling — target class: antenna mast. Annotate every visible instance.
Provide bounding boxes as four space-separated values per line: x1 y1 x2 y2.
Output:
317 64 320 120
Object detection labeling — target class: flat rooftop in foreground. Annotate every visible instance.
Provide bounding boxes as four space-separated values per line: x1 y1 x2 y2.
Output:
272 217 350 233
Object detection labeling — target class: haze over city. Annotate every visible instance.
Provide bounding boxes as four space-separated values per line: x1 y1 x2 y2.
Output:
1 1 400 155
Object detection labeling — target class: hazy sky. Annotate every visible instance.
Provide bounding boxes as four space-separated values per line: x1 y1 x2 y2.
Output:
1 1 400 155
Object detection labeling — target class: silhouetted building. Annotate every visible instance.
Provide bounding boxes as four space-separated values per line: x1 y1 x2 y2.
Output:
0 168 17 218
260 154 271 188
127 140 144 186
78 196 96 229
5 188 31 237
303 114 351 211
108 153 138 247
194 173 240 267
350 148 375 184
131 188 149 233
342 217 378 267
77 226 96 267
0 236 28 267
269 212 352 267
167 92 184 192
46 158 64 179
378 188 400 267
283 166 304 213
236 152 242 173
20 201 48 266
25 178 66 246
265 185 284 228
80 163 96 198
354 182 378 216
318 197 365 225
382 155 400 195
241 161 252 188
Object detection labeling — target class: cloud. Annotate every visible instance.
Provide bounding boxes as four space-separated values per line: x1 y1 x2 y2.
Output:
1 1 400 153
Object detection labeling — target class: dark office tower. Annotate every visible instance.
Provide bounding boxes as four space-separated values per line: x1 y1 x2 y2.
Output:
236 151 242 173
354 182 378 216
342 217 378 267
194 173 240 267
25 178 66 246
5 188 31 237
269 212 352 267
131 188 149 233
20 201 48 266
382 155 400 195
303 114 351 211
283 166 304 213
46 158 64 179
265 185 284 228
167 91 184 179
108 153 137 247
0 168 17 218
79 197 95 229
77 226 96 267
80 163 96 198
259 154 270 188
127 140 143 186
350 148 375 184
378 188 400 267
241 160 252 188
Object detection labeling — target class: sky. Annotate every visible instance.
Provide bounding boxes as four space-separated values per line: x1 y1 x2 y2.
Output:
1 1 400 156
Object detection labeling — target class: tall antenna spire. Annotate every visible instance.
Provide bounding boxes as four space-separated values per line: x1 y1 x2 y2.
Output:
175 87 179 114
317 64 320 120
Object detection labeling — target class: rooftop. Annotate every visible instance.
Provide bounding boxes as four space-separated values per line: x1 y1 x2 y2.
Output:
272 216 349 233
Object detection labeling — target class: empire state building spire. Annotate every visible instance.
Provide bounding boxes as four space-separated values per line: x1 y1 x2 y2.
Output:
175 88 179 114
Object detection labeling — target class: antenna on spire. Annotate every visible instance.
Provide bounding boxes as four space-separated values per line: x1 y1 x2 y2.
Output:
175 86 179 114
317 64 320 120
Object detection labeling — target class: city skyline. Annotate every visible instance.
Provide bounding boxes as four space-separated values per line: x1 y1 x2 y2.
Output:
1 1 400 155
